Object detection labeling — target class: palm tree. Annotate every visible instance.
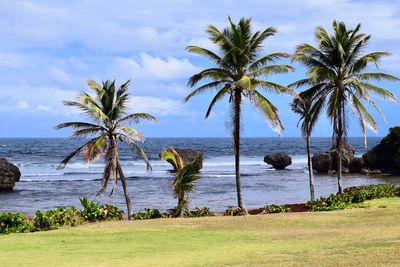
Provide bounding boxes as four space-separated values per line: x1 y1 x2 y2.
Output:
291 94 323 201
161 148 203 217
185 17 295 210
56 80 157 220
291 21 399 193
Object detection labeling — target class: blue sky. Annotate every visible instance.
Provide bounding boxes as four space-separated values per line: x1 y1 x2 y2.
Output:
0 0 399 137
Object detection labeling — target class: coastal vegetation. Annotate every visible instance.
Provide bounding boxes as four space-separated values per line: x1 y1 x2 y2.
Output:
290 21 399 194
55 80 157 220
161 148 203 217
0 198 123 234
185 17 295 211
1 197 400 266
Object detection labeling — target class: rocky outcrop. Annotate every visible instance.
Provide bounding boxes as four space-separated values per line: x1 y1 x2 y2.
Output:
362 127 400 175
312 143 356 173
264 152 292 170
349 157 364 173
0 158 21 191
160 148 203 171
312 152 332 173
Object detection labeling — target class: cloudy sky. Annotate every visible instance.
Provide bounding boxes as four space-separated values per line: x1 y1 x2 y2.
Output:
0 0 399 137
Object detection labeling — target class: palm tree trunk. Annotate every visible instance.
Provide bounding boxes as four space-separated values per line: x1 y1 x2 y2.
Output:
233 89 245 210
117 163 132 220
336 109 344 194
306 134 315 201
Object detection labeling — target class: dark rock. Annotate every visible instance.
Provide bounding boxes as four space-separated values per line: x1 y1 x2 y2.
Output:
312 143 356 173
312 153 332 173
329 143 356 168
349 157 363 173
361 168 370 175
264 152 292 170
160 148 203 171
0 158 21 191
361 168 382 175
363 127 400 174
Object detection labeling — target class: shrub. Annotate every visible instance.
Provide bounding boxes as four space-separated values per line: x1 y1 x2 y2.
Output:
0 212 28 234
34 207 83 231
132 209 163 220
308 184 400 211
224 206 246 216
185 207 215 217
308 194 349 211
341 184 399 203
79 197 123 222
264 204 290 214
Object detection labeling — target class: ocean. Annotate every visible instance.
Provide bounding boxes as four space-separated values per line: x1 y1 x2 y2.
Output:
1 137 399 214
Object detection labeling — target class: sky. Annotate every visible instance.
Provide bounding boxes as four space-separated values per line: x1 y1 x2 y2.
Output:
0 0 399 138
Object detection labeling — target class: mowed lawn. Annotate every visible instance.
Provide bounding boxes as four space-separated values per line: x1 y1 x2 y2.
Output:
1 198 400 267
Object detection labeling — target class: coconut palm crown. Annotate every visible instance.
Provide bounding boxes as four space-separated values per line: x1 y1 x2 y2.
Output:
56 80 157 219
290 21 399 193
185 16 295 210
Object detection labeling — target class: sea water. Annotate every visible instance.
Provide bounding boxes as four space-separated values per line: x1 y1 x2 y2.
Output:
1 137 399 213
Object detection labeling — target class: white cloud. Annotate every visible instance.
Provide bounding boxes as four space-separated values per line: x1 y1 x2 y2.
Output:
16 101 29 109
0 85 78 117
47 66 71 82
36 105 51 112
112 53 199 81
129 96 193 117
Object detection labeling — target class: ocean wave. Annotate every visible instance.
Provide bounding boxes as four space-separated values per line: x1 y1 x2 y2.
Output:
24 173 61 177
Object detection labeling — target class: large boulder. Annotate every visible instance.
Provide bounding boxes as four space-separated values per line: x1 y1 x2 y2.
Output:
362 127 400 175
160 148 203 171
312 152 332 173
264 152 292 170
0 158 21 191
329 143 356 168
312 143 356 173
349 157 364 173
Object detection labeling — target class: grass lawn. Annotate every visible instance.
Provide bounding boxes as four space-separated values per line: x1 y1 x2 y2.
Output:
1 198 400 267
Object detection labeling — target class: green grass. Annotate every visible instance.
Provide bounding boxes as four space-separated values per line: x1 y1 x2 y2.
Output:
1 198 400 266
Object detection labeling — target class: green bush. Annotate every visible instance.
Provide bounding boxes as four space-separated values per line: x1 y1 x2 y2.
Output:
132 209 164 220
79 197 123 222
308 184 400 211
0 212 28 234
342 184 399 203
264 204 290 214
224 206 246 216
186 207 215 217
34 207 83 231
308 194 349 211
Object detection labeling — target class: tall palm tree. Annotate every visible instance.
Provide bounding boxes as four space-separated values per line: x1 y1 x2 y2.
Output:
162 148 203 217
291 94 323 201
291 21 399 193
56 80 156 220
185 17 295 210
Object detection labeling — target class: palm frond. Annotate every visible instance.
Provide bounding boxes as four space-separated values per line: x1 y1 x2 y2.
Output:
250 90 283 134
120 135 152 171
250 64 294 77
117 113 157 126
57 136 105 170
205 85 230 118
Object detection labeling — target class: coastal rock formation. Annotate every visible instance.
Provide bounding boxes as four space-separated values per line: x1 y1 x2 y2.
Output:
312 143 356 173
362 127 400 175
0 158 21 191
348 157 364 173
264 152 292 170
160 148 203 171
